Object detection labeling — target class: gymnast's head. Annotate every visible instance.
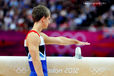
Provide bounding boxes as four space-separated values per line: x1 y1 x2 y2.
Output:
32 5 50 29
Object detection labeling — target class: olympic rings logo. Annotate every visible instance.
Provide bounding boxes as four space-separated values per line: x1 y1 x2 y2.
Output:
7 62 30 74
50 32 87 54
90 67 107 75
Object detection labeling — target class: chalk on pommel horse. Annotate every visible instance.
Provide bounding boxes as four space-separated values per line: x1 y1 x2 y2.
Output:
0 47 114 76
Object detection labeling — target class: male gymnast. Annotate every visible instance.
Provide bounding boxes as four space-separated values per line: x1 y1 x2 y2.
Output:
24 5 90 76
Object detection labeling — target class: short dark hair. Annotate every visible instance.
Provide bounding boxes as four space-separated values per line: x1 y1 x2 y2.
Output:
32 5 50 22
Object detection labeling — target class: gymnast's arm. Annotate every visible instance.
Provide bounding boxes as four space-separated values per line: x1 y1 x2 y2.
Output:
40 33 90 45
27 33 44 76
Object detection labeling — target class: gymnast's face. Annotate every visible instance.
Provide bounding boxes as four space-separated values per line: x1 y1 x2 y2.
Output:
42 15 51 29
